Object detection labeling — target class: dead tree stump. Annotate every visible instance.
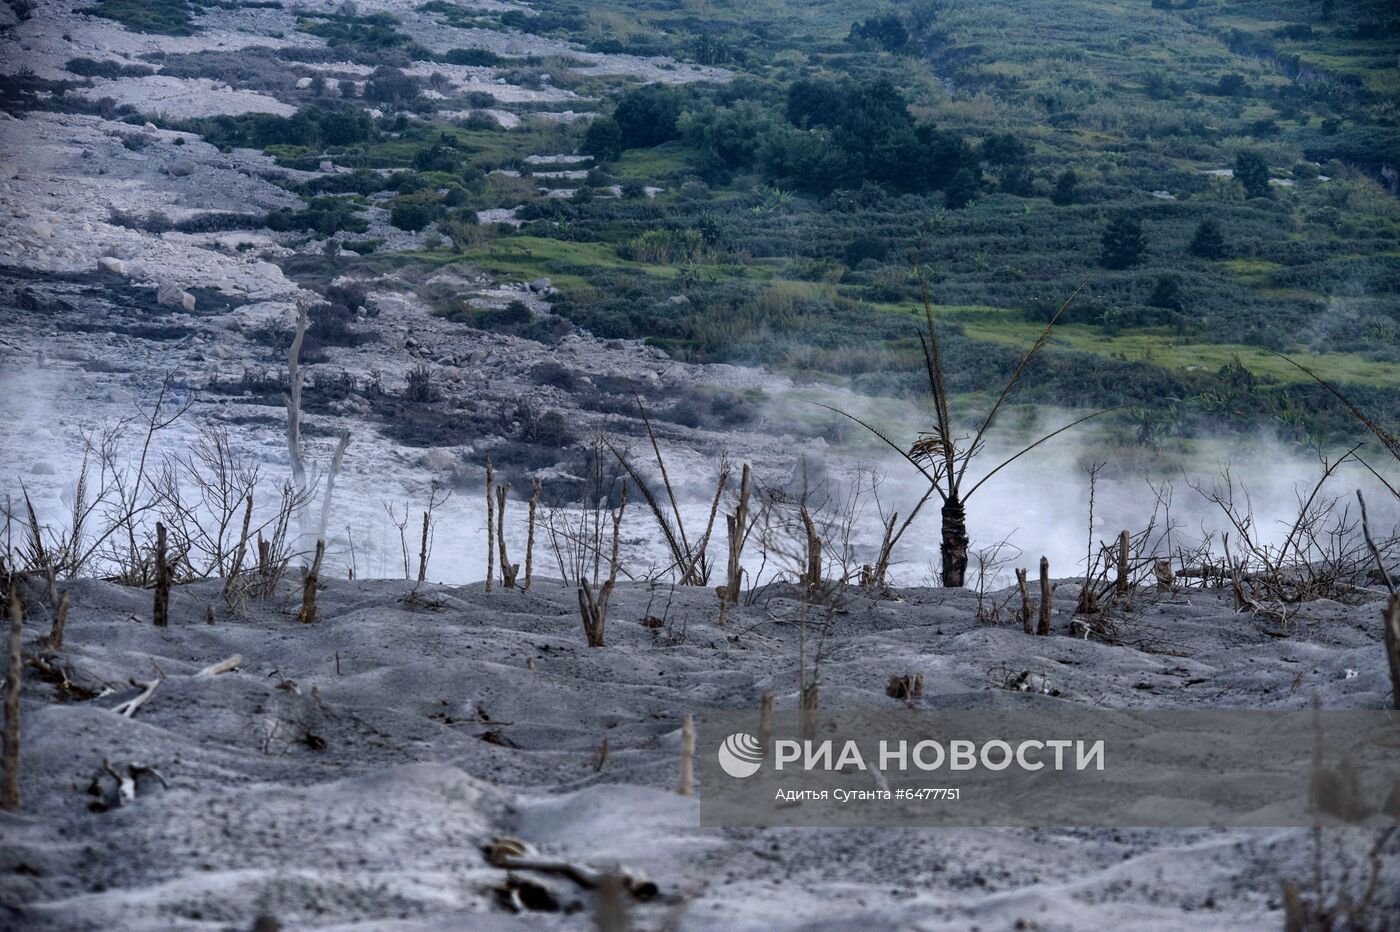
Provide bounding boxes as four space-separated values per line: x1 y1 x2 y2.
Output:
1385 595 1400 711
485 457 495 593
724 464 751 603
1154 559 1173 593
1037 557 1052 636
524 480 540 591
496 485 518 588
1116 530 1130 595
417 511 429 583
759 690 773 751
43 590 70 651
1016 568 1033 634
678 714 695 796
297 539 325 624
153 522 171 628
2 585 22 811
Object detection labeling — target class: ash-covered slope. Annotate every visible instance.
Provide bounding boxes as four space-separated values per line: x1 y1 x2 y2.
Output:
1 576 1395 929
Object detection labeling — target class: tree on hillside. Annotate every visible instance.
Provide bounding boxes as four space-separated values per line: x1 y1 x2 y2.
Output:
582 115 622 161
1189 218 1227 259
849 13 909 52
613 84 683 148
1100 215 1146 269
1051 169 1079 205
944 168 979 209
1235 151 1272 199
1148 274 1184 311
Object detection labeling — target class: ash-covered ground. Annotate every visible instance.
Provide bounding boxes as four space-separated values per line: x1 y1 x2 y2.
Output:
1 574 1397 929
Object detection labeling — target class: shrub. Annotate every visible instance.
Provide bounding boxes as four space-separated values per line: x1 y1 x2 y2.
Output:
1147 275 1184 311
1189 219 1227 259
1100 215 1146 269
1051 169 1079 205
402 364 440 403
844 236 889 266
582 115 622 161
1234 150 1272 199
365 66 420 106
613 84 683 148
83 0 194 36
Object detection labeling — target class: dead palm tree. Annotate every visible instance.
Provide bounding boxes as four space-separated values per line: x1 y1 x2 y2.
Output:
824 272 1112 587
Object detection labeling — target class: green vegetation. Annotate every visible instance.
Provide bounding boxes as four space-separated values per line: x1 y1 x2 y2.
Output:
156 0 1400 449
83 0 194 35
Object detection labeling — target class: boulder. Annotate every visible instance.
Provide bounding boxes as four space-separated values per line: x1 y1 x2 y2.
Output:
157 282 195 310
319 160 334 172
168 161 195 177
528 277 552 293
97 256 126 275
418 449 457 471
296 76 314 89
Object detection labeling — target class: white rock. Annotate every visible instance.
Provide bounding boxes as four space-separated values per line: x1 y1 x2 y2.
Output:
98 256 127 275
181 291 196 311
296 77 314 89
418 449 457 471
254 261 284 280
157 282 191 307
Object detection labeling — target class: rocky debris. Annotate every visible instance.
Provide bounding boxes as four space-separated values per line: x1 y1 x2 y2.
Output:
528 277 552 294
157 282 197 311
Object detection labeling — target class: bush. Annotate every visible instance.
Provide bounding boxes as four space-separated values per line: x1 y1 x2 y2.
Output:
1234 150 1271 199
613 84 683 148
364 66 420 106
1147 275 1184 311
1100 216 1146 269
402 364 440 403
582 115 622 161
388 191 439 231
83 0 194 36
65 57 154 79
844 236 889 266
1051 169 1079 205
1188 218 1227 259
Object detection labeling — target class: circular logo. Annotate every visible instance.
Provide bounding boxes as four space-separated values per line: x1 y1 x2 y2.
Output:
717 732 764 778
